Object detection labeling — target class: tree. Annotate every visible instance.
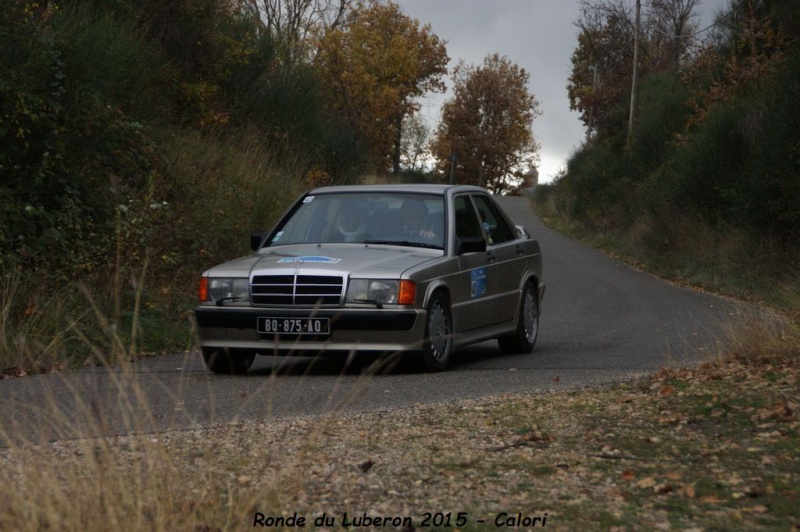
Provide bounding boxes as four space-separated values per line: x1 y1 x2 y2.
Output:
399 113 431 172
314 1 448 173
241 0 356 62
646 0 700 70
431 53 541 194
125 0 264 126
568 0 636 142
568 0 702 142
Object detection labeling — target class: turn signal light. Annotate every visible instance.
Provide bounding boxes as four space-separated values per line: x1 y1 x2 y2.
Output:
198 277 209 301
398 280 416 305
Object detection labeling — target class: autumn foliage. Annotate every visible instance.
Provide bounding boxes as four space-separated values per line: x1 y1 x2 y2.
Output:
432 54 541 195
314 1 448 173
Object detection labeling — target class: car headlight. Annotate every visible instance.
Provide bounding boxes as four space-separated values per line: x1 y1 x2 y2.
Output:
346 279 416 305
201 278 250 304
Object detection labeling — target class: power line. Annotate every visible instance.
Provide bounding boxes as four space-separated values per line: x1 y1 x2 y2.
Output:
691 4 738 37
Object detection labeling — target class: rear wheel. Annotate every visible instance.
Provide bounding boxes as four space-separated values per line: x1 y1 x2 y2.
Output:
498 282 539 354
202 348 255 374
421 292 453 372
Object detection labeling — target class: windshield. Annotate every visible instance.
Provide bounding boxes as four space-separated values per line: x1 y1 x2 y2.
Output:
267 192 445 250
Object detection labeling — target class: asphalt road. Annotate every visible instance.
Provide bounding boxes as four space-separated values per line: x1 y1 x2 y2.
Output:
0 197 742 445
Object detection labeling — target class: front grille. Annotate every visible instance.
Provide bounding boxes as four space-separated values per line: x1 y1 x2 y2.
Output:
251 275 344 306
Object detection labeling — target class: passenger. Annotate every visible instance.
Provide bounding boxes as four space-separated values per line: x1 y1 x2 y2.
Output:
333 202 370 242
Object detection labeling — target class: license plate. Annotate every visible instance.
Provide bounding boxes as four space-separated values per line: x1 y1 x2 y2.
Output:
257 317 330 335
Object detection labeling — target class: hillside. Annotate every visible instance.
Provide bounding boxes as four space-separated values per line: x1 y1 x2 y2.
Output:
535 0 800 314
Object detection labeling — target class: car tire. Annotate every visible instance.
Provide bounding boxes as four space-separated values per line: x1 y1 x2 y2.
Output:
498 281 539 355
202 348 255 374
421 291 453 372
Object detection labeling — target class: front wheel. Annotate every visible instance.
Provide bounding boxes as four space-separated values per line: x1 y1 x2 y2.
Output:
202 348 255 374
420 292 453 372
498 282 539 355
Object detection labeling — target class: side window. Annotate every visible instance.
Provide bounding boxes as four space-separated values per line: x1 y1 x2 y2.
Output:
471 195 516 245
454 195 482 239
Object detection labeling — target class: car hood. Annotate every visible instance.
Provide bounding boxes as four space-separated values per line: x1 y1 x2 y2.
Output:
205 244 443 279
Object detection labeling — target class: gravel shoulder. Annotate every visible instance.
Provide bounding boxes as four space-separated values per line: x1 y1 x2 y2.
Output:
2 332 798 531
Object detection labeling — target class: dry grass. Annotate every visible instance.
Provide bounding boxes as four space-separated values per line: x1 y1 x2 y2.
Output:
706 310 799 370
0 313 798 531
0 272 79 375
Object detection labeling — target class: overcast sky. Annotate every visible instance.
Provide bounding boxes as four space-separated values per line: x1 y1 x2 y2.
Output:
395 0 731 183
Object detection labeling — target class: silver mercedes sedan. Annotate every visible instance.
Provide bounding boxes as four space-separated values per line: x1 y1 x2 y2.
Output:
195 184 544 373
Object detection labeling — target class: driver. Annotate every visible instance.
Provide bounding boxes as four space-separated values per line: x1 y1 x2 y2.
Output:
400 200 438 242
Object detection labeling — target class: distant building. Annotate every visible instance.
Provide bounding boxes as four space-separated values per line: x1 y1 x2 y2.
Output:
524 167 539 188
520 167 539 196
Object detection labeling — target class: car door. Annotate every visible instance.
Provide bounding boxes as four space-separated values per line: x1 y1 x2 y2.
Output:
469 193 525 325
451 194 499 332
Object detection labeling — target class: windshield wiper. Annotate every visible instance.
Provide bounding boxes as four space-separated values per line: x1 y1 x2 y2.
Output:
364 240 442 250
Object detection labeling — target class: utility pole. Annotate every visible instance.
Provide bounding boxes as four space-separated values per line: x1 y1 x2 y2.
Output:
628 0 641 145
588 62 598 144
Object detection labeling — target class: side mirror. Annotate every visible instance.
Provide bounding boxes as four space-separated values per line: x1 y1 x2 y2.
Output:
456 237 487 255
250 232 266 251
516 225 530 239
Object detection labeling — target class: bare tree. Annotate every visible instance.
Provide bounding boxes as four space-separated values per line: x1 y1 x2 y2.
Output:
576 0 635 35
242 0 359 61
576 0 700 70
646 0 700 69
399 113 431 172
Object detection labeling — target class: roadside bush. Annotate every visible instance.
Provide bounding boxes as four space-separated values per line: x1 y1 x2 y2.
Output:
652 104 750 227
0 1 308 372
659 47 800 241
0 2 161 281
561 143 636 230
242 60 365 181
53 4 168 121
157 127 302 271
738 49 800 239
628 72 691 174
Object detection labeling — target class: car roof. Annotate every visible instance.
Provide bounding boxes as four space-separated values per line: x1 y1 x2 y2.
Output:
306 183 489 196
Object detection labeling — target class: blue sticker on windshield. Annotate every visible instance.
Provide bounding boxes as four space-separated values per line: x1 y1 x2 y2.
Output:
278 256 341 264
471 268 486 298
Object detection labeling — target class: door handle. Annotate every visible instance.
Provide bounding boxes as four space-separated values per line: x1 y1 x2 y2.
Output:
486 250 496 263
515 244 524 256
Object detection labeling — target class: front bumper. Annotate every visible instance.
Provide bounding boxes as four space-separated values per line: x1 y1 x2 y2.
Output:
194 306 426 356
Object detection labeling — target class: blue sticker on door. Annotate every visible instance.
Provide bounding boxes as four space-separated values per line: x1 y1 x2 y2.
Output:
471 268 486 298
